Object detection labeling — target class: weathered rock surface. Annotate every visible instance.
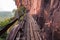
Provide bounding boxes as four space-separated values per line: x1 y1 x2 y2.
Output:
15 0 44 15
13 0 60 40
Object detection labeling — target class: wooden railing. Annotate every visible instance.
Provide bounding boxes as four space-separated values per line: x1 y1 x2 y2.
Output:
0 14 24 36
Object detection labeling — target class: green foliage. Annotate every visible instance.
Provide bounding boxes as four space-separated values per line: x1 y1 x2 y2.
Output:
0 18 11 27
0 38 3 40
18 6 26 18
0 18 12 40
17 6 26 15
15 6 26 21
20 14 26 21
0 32 7 40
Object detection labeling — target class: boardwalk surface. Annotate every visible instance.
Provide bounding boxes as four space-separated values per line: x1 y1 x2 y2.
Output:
25 14 41 40
7 14 42 40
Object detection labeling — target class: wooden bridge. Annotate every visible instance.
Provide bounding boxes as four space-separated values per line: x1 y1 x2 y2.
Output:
0 13 44 40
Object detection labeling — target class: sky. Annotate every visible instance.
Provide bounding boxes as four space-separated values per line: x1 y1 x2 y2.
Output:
0 0 17 11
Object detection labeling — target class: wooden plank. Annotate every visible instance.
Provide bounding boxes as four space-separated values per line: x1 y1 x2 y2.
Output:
30 22 35 40
37 31 42 40
26 22 31 40
30 15 39 40
32 25 39 40
31 16 41 40
15 30 20 40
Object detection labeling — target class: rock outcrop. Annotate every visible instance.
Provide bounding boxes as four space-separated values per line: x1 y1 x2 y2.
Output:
15 0 44 15
14 0 60 40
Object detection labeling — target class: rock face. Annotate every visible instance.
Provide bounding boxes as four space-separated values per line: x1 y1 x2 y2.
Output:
14 0 60 40
15 0 60 29
15 0 31 10
15 0 44 15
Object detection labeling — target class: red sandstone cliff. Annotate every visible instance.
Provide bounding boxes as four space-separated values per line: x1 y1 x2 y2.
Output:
15 0 60 40
15 0 60 31
15 0 44 15
15 0 60 26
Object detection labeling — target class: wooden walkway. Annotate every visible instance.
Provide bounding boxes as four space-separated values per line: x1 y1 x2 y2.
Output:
24 15 42 40
7 14 42 40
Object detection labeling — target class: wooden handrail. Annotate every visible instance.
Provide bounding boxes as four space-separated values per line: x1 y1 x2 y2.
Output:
0 17 18 36
0 13 24 36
